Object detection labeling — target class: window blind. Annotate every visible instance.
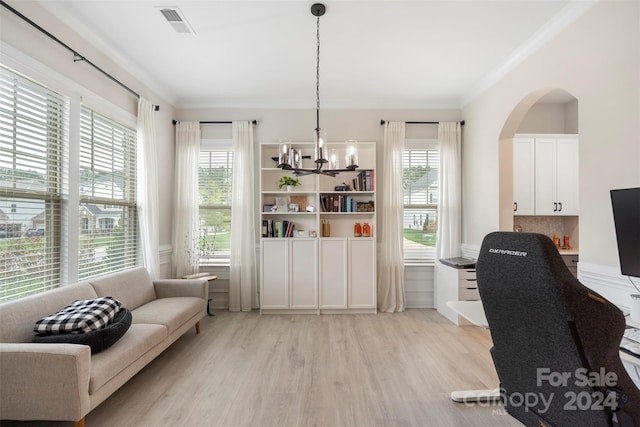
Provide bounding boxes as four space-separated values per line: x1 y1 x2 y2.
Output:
403 148 439 262
198 149 233 263
79 106 138 279
0 65 67 302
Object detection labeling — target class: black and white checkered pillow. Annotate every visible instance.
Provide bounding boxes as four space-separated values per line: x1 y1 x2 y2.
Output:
34 296 122 335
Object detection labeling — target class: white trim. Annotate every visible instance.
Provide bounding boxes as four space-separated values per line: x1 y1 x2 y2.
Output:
578 262 638 312
460 0 597 107
461 243 481 260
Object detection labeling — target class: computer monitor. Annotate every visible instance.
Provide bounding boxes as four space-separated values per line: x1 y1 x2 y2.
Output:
610 187 640 278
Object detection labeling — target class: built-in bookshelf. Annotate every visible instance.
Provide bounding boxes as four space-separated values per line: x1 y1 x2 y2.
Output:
259 141 377 314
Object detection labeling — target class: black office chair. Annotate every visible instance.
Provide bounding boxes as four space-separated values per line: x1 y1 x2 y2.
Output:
476 232 640 427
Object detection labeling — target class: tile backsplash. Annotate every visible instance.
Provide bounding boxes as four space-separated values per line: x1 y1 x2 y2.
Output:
513 216 579 248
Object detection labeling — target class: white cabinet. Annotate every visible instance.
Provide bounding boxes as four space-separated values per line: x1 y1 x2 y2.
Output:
319 238 348 309
318 237 376 311
435 262 479 326
348 238 376 309
260 239 318 312
261 239 289 309
534 136 579 216
513 134 579 216
513 137 535 216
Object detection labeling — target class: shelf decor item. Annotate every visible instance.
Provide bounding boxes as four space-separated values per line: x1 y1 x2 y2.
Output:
278 176 301 191
274 3 358 177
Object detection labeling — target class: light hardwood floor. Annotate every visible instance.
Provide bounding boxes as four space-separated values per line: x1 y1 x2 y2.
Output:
2 309 521 427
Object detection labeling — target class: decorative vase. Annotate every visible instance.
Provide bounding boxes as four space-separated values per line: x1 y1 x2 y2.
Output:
286 185 293 192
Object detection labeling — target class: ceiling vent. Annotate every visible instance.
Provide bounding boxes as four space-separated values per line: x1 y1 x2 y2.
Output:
158 7 195 34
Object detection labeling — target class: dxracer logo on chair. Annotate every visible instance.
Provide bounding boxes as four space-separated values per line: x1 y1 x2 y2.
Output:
488 248 528 257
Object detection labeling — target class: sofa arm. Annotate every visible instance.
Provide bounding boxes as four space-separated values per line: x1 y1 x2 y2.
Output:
0 343 91 422
153 278 208 300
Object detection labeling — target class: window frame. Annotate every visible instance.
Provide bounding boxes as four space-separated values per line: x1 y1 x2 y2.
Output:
0 65 67 302
77 105 138 281
198 139 233 266
403 139 439 264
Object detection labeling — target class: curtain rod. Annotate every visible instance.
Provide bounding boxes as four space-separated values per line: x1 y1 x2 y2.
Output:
0 0 140 99
172 120 257 125
380 120 465 126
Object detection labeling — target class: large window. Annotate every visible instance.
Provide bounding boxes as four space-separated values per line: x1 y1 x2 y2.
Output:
198 148 233 264
403 143 439 262
79 107 137 279
0 66 67 302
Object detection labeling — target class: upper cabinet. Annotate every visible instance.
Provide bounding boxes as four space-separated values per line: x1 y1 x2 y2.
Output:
514 134 579 216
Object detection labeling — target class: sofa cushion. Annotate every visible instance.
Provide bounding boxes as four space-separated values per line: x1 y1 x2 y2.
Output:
132 297 205 335
33 296 122 335
0 283 99 343
89 267 156 310
89 323 167 394
34 308 132 354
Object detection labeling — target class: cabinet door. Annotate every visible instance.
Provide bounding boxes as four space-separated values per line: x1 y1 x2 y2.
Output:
534 138 557 215
261 240 289 309
348 238 376 308
513 137 535 216
555 138 579 215
319 238 347 309
290 239 318 309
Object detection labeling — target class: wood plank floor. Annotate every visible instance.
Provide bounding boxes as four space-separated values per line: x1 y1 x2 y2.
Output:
2 309 521 427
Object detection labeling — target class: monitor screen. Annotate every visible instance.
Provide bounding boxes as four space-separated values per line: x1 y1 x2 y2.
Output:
610 187 640 278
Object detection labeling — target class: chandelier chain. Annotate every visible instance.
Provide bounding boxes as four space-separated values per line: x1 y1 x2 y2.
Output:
316 15 321 121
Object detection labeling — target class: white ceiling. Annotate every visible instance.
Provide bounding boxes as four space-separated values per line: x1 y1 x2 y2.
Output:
38 0 594 109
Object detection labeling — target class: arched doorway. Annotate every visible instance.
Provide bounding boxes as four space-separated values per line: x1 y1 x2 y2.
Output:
498 88 579 236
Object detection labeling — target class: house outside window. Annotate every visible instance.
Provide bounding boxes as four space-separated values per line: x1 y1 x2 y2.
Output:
79 107 137 280
198 143 233 264
0 65 67 302
403 141 439 262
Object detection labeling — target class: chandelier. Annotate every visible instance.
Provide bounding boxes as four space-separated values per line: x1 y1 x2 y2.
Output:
277 3 358 177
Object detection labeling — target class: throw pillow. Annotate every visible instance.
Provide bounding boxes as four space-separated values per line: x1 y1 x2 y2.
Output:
34 296 122 335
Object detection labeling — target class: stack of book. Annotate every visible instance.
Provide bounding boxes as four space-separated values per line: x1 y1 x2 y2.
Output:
262 220 295 238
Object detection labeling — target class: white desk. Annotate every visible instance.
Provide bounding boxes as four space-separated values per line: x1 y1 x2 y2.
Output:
445 300 501 403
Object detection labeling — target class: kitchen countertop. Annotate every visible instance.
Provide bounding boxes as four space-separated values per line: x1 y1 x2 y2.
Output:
557 247 579 256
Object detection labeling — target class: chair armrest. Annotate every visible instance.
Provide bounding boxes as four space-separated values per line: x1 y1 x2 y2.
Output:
153 279 208 300
0 343 91 421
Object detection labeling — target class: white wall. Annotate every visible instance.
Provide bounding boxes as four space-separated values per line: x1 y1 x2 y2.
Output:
1 1 177 277
461 1 639 305
177 107 461 307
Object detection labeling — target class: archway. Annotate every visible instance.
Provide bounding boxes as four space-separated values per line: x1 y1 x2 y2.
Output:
498 88 578 233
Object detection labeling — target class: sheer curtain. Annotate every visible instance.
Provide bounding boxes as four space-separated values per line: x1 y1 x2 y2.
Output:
378 121 406 312
136 98 160 278
436 122 462 259
172 121 201 278
229 121 258 311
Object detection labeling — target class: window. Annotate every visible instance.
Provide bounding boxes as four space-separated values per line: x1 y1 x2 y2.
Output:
0 66 67 302
198 148 233 264
79 107 137 279
403 143 439 262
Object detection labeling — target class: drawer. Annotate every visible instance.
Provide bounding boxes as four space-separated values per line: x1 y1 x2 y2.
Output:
459 286 480 301
458 269 477 281
561 255 578 267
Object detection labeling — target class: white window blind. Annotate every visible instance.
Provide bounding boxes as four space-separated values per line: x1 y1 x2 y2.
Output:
0 65 67 302
79 106 138 279
198 149 233 264
403 147 439 262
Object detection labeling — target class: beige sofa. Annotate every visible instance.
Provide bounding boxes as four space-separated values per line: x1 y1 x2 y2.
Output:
0 267 208 426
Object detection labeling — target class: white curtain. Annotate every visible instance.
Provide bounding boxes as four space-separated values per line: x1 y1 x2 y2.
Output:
172 121 201 278
229 121 258 311
436 122 462 259
378 121 406 312
136 98 160 279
